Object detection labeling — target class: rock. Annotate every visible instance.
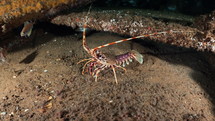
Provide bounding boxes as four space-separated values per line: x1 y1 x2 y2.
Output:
51 9 215 53
194 10 215 52
0 112 7 115
0 0 95 36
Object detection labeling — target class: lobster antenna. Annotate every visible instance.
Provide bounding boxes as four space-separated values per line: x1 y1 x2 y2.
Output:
92 30 180 51
82 4 93 53
87 4 92 16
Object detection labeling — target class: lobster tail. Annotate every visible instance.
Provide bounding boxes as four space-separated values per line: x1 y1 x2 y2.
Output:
131 50 143 64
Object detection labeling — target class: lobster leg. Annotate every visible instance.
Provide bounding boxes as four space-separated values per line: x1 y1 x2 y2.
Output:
77 58 93 64
89 61 95 75
77 58 95 75
94 69 101 82
115 65 127 73
93 65 122 84
82 59 95 75
94 65 106 82
111 65 118 84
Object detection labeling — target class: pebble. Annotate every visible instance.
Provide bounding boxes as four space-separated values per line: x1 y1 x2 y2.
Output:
44 70 48 73
9 112 14 116
24 109 29 112
1 112 7 115
2 96 8 100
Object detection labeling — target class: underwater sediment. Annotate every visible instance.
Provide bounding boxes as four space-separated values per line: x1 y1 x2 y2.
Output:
51 9 215 53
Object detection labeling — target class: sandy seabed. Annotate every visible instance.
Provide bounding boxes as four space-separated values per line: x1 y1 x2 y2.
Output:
0 29 215 120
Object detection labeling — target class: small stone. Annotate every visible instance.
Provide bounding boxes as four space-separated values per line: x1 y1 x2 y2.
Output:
24 109 29 112
16 106 19 111
2 96 8 100
1 112 7 115
9 112 14 116
44 70 48 73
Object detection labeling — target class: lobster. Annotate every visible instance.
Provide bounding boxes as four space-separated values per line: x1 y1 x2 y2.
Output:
78 14 177 84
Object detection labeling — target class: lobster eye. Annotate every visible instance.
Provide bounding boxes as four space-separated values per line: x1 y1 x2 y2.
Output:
97 54 105 60
98 55 103 59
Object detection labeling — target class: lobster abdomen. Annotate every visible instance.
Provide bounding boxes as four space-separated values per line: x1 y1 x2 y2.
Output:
115 50 143 67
